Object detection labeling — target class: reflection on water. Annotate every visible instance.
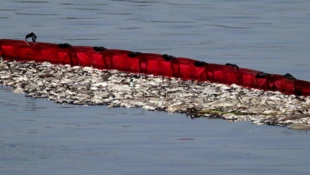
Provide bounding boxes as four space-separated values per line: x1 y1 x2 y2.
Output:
1 0 310 174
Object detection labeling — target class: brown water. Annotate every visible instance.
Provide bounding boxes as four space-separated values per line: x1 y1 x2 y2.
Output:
1 0 310 175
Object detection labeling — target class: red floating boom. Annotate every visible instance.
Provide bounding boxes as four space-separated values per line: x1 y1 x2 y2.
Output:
0 37 310 96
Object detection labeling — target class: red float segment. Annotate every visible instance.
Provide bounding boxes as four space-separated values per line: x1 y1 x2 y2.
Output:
266 74 295 95
237 68 268 90
0 39 72 64
108 50 135 71
295 80 310 96
124 53 175 77
93 49 131 70
156 57 174 77
173 57 196 80
71 46 95 67
205 64 238 85
0 39 29 61
136 53 156 74
1 39 310 96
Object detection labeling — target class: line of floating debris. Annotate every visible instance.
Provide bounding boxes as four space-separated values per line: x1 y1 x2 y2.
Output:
1 60 310 130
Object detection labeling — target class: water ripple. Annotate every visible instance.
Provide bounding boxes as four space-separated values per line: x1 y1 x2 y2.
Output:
65 7 103 11
144 20 195 24
12 0 48 3
110 0 156 3
60 3 108 6
15 12 58 16
0 9 17 11
206 24 252 29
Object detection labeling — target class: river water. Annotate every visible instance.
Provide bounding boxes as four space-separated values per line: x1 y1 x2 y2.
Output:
1 0 310 175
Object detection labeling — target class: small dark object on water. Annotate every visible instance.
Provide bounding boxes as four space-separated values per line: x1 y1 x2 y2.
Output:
177 138 194 140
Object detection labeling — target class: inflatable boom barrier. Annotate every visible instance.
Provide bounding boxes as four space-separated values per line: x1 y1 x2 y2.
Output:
0 33 310 96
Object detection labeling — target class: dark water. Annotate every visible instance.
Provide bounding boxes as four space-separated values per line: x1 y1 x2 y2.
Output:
1 0 310 175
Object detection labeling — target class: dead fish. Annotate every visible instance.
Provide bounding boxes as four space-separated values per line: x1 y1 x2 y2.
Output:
287 123 310 130
3 60 310 129
278 114 310 121
0 57 4 68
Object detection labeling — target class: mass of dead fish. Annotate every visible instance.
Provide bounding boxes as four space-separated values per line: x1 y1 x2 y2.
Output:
1 58 310 130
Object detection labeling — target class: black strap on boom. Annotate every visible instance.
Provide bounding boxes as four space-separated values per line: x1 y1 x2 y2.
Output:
283 73 296 80
58 43 72 48
128 52 141 58
162 54 176 61
93 46 107 52
194 61 207 67
225 63 239 69
256 72 268 78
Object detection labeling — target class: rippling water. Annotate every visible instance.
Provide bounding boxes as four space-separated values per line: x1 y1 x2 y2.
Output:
1 0 310 175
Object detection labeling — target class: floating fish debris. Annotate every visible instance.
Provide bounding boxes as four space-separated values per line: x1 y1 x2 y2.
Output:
1 60 310 129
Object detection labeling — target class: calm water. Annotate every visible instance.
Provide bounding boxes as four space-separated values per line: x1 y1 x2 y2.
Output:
1 0 310 175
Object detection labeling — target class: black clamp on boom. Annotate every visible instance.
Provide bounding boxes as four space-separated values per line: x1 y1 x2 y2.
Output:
162 54 176 61
283 73 296 80
193 61 207 67
128 52 141 58
225 63 239 69
256 72 268 78
58 43 72 48
93 46 107 52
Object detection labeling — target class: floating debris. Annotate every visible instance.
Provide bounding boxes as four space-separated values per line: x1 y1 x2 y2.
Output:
177 138 195 141
1 60 310 129
287 123 310 130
